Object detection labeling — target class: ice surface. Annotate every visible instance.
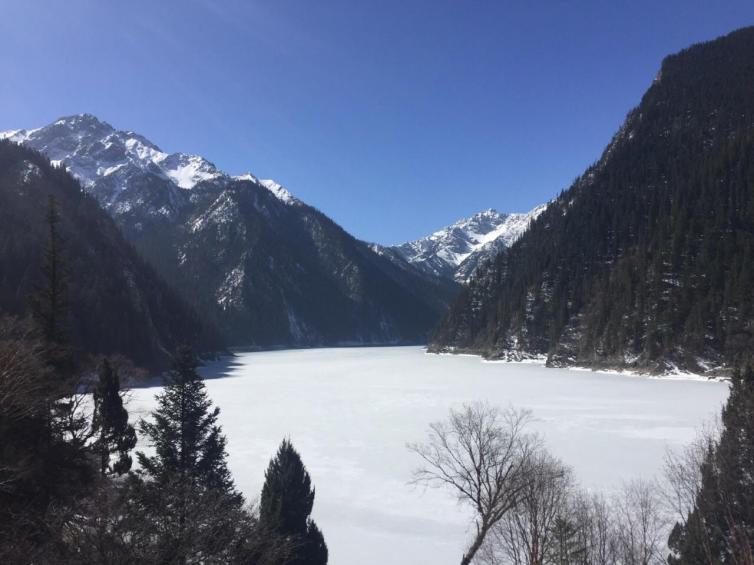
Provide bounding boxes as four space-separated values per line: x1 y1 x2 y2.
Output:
127 346 728 565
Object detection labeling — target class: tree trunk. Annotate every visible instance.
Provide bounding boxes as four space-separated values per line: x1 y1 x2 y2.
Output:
461 529 487 565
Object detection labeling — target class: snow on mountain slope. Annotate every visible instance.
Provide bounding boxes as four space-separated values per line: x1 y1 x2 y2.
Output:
1 114 221 191
258 178 299 205
233 173 300 206
0 114 291 217
391 204 547 282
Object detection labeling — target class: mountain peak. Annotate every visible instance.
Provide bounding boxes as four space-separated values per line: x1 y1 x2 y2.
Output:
56 112 109 125
1 114 225 209
390 204 546 281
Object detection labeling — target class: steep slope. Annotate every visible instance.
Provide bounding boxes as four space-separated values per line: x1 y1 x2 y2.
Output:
0 140 219 368
153 176 457 346
430 26 754 374
3 116 454 345
388 206 546 282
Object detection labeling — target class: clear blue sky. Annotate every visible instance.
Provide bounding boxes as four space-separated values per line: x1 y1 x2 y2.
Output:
1 1 753 244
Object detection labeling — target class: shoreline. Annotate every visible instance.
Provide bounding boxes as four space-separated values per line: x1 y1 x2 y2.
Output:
426 348 728 383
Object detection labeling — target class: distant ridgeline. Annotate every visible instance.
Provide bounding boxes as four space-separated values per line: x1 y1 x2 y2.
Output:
0 141 220 368
430 26 754 374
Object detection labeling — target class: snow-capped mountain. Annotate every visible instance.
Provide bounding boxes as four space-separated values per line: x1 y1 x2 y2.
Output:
2 114 455 347
1 114 227 217
390 205 547 282
0 114 305 234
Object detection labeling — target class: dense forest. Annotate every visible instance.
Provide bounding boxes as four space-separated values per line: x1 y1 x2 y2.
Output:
0 140 220 369
0 195 328 562
430 26 754 373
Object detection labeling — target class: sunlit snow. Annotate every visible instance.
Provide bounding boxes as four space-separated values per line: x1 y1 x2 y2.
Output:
393 204 548 281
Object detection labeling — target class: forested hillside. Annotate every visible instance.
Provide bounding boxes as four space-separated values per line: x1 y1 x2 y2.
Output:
139 176 457 347
430 26 754 373
0 140 219 368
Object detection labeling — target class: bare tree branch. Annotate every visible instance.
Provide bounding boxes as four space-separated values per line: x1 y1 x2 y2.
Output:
408 402 539 565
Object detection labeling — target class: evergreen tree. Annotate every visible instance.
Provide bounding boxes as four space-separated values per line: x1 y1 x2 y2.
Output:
31 194 69 347
668 367 754 563
0 196 93 560
92 358 136 476
260 439 328 565
132 345 246 563
548 516 587 565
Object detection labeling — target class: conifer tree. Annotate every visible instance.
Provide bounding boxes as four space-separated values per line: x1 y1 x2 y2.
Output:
132 345 246 563
137 346 237 492
668 367 754 563
0 197 94 559
548 516 586 565
92 358 136 476
31 194 68 347
260 439 328 565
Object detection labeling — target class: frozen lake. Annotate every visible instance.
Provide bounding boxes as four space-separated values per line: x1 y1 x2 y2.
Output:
128 346 729 565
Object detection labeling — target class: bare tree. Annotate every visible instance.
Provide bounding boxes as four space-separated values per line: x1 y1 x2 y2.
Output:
613 479 667 565
479 451 574 565
579 492 618 565
0 316 48 491
408 403 538 565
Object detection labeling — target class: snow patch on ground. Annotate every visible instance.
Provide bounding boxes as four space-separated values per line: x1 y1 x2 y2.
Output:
216 266 245 310
19 160 42 183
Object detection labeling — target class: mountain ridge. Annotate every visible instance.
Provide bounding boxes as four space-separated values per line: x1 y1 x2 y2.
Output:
385 205 546 282
3 115 456 347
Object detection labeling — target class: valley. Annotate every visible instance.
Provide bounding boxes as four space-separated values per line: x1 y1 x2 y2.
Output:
2 8 754 563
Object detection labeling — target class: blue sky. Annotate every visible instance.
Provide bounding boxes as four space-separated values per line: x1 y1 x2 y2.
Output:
1 1 753 244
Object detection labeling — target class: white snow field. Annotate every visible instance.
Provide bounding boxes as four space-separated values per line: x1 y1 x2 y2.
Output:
127 346 729 565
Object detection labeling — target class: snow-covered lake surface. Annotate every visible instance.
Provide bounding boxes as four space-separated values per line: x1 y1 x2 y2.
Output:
127 346 729 565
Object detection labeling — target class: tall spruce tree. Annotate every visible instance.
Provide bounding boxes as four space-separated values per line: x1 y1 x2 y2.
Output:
260 439 328 565
548 516 587 565
132 345 246 563
92 358 136 476
0 197 94 560
668 367 754 563
31 194 68 347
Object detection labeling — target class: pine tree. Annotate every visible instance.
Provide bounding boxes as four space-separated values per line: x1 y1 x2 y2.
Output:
549 516 587 565
668 367 754 563
92 358 136 476
31 194 69 347
260 439 328 565
132 345 246 563
137 346 237 492
0 198 93 560
28 193 82 447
